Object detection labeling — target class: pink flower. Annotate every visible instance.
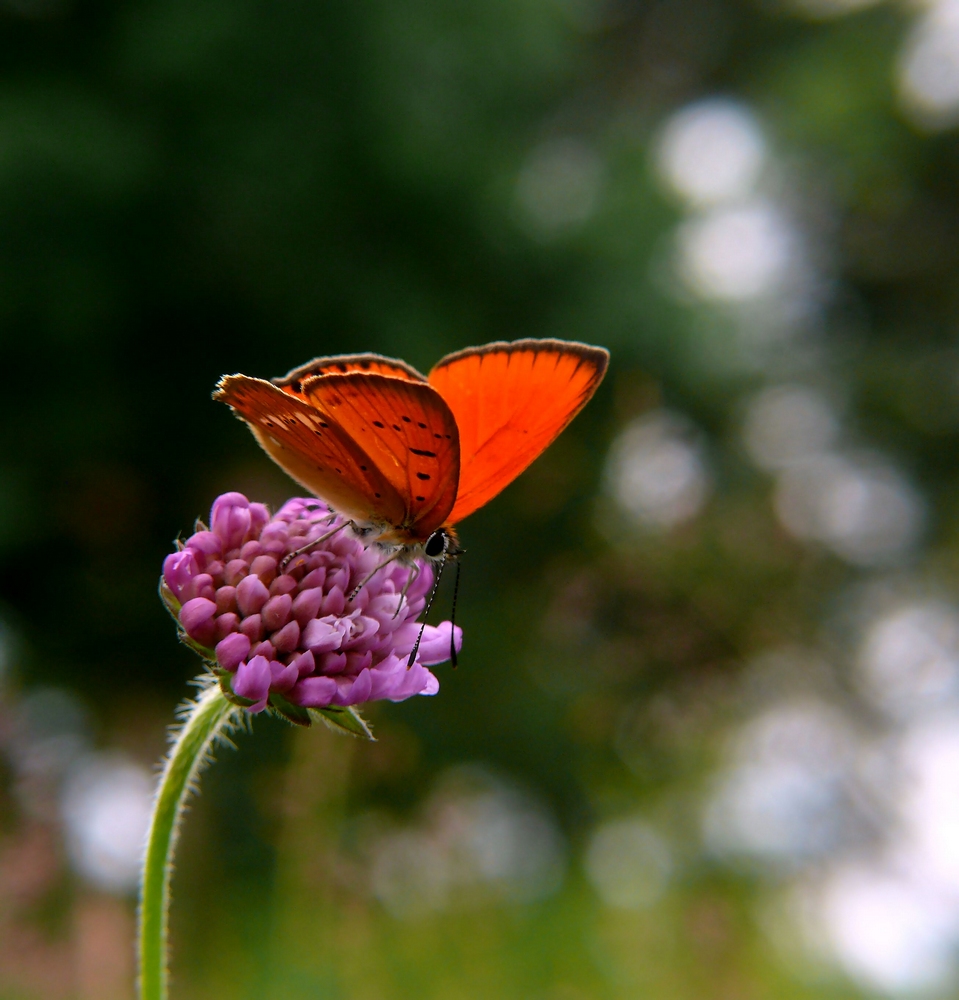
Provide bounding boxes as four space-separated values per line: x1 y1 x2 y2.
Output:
161 493 460 719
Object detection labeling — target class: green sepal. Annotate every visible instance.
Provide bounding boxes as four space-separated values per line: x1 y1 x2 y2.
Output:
177 629 217 665
309 705 375 740
269 691 313 727
158 578 182 619
217 671 255 708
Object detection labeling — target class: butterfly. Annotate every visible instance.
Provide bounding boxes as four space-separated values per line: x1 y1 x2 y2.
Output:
214 338 609 568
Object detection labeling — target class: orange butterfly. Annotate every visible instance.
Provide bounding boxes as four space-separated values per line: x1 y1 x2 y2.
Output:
214 338 609 566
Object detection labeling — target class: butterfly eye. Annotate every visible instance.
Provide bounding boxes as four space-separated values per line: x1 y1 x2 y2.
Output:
424 529 448 559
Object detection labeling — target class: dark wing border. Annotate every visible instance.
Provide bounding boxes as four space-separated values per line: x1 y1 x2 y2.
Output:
432 338 609 386
273 353 427 390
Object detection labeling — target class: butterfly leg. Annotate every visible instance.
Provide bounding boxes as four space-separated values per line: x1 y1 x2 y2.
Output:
279 519 353 570
448 556 461 668
407 559 446 668
347 548 403 603
392 562 421 620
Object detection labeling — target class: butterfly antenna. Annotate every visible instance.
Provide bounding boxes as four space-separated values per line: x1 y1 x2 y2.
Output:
280 520 352 571
407 559 445 668
392 562 420 620
448 557 461 668
348 549 403 603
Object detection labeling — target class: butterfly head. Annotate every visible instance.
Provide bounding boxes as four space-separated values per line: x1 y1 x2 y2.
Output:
423 526 461 564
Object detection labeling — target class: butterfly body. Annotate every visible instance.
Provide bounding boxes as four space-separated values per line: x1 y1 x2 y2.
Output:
215 339 608 566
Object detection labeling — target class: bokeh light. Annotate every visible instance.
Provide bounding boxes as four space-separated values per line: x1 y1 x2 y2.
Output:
677 200 798 302
742 384 840 471
813 864 959 994
656 99 766 208
368 767 565 918
703 699 859 866
900 0 959 129
516 138 604 238
585 816 672 909
605 411 710 529
858 601 959 719
61 753 153 895
774 453 924 566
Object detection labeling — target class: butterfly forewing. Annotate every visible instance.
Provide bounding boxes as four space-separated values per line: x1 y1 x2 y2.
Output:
214 375 408 526
273 353 426 403
301 373 460 540
428 339 608 524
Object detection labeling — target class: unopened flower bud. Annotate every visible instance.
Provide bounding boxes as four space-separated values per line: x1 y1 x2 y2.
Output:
186 531 222 559
179 597 217 646
163 550 198 601
233 655 272 711
215 586 238 615
271 619 300 652
249 555 277 586
269 660 299 693
292 587 324 625
270 574 297 597
261 594 292 632
239 614 264 643
215 632 251 672
236 574 270 616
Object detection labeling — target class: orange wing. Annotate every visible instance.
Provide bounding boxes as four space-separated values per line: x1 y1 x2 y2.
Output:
274 353 426 403
301 373 459 541
428 338 609 524
214 374 408 527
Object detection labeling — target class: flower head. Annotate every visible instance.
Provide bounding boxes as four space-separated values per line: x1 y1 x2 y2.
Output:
161 493 460 727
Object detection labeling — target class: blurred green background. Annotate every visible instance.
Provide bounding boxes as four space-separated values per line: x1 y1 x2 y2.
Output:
5 0 959 997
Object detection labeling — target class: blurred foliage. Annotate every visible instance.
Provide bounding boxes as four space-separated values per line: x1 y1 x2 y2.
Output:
2 0 959 997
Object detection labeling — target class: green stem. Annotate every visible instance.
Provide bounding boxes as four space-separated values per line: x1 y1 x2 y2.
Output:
138 681 237 1000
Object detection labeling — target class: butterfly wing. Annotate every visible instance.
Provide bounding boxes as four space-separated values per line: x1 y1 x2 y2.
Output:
428 338 609 524
301 373 460 541
214 374 408 527
273 353 426 402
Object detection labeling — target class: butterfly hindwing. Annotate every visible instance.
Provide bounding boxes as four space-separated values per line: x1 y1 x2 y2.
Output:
214 374 408 527
273 353 426 403
428 338 609 524
301 373 460 540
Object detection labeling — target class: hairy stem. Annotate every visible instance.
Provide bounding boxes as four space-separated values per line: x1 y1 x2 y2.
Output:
138 682 237 1000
